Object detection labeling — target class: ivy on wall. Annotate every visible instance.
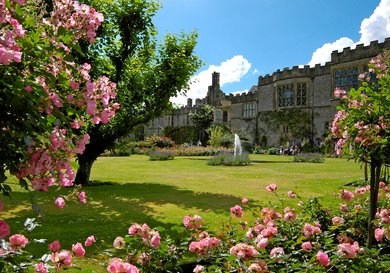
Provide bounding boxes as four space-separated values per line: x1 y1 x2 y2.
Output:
258 107 315 144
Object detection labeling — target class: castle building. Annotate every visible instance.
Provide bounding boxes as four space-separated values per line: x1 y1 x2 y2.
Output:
144 38 390 147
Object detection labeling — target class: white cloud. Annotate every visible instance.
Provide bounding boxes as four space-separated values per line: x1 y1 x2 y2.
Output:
359 0 390 44
231 89 249 96
170 55 251 105
308 37 355 67
308 0 390 66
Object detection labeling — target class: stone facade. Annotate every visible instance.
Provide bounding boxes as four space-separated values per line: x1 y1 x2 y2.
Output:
144 38 390 147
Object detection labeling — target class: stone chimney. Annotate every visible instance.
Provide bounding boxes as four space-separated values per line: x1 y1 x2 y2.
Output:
212 72 220 87
187 98 192 108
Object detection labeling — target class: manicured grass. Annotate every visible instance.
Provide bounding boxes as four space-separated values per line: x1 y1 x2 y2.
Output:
2 154 363 269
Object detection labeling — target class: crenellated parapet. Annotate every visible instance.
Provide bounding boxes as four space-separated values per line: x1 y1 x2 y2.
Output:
232 91 257 103
331 38 390 63
258 63 331 85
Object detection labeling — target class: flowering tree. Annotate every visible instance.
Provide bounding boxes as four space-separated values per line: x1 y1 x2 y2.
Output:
331 51 390 247
0 0 118 268
72 0 202 185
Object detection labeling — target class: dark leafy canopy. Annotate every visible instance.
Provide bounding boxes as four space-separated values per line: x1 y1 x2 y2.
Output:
75 0 202 184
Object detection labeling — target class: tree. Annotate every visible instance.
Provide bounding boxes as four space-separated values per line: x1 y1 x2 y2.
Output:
331 51 390 247
189 104 214 145
73 0 201 185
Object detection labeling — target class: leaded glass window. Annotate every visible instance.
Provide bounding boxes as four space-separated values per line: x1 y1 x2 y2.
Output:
278 84 295 107
296 83 307 106
243 102 256 118
334 67 359 91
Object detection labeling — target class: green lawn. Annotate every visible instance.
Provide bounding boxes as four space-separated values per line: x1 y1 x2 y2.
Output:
2 154 363 270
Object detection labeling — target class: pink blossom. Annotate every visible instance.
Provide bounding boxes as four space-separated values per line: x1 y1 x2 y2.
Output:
182 215 203 229
55 197 66 208
283 207 296 222
85 235 96 247
256 237 269 249
242 197 249 204
106 258 139 273
35 262 49 273
301 241 312 251
150 231 161 249
25 85 33 92
337 243 358 258
230 205 243 218
0 220 9 239
113 236 125 249
128 223 141 235
302 223 321 238
72 242 85 257
193 265 205 273
49 240 61 252
79 191 87 204
316 251 330 267
266 183 277 192
248 261 268 273
230 243 259 259
51 250 72 268
270 247 284 259
332 216 345 226
287 191 296 198
9 234 29 250
339 189 354 202
375 228 384 242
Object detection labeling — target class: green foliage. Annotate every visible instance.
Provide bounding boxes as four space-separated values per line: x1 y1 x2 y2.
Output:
207 153 251 166
147 135 174 148
293 153 325 163
75 0 202 184
208 125 232 148
149 150 174 161
163 126 197 145
189 104 214 130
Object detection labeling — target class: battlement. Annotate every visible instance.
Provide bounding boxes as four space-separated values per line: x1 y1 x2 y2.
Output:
258 63 330 85
258 38 390 86
331 38 390 63
232 91 256 103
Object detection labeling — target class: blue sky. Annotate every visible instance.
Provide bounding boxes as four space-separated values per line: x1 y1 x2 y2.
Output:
154 0 388 105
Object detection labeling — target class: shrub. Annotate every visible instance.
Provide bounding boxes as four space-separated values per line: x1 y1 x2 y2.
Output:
293 153 325 163
267 147 279 155
207 152 251 166
147 135 175 148
149 150 174 161
163 126 197 145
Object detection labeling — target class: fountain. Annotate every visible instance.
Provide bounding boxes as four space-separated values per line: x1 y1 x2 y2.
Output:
234 134 242 158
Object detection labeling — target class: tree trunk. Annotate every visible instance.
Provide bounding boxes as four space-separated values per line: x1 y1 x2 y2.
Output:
364 162 368 182
74 155 95 186
366 158 381 248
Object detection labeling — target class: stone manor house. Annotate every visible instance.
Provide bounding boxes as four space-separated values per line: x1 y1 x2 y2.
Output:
144 38 390 147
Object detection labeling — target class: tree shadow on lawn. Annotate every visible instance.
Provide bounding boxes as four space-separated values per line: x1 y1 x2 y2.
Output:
3 182 243 254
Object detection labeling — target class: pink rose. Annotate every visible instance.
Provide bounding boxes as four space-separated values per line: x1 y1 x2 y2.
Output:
301 241 312 251
256 237 269 249
242 198 249 204
337 243 357 258
287 191 296 198
375 228 384 242
25 85 33 92
332 216 345 226
51 250 72 268
270 247 284 259
84 235 96 247
113 236 125 249
193 264 205 273
9 234 29 250
72 242 85 257
150 231 161 249
49 240 61 252
35 262 49 273
182 215 203 229
316 251 330 267
128 223 141 235
79 192 87 204
0 220 10 239
266 183 277 192
55 197 66 209
230 205 243 218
